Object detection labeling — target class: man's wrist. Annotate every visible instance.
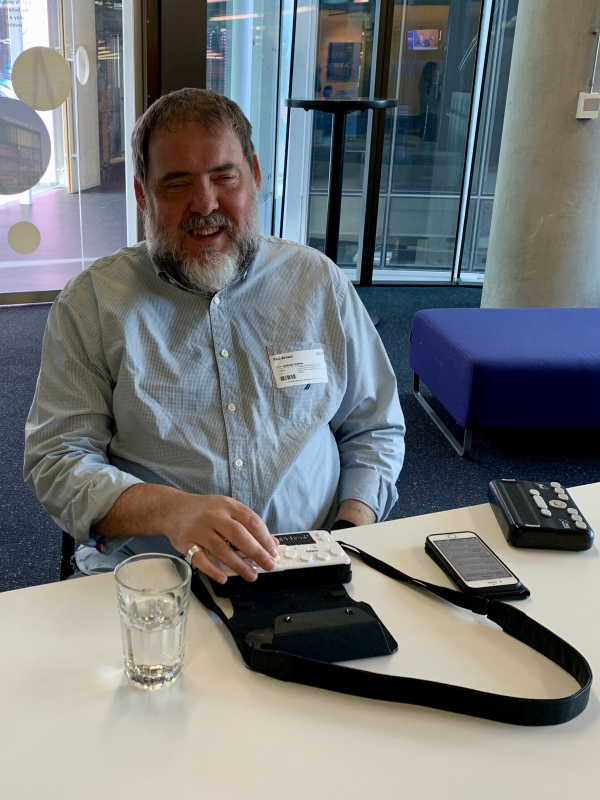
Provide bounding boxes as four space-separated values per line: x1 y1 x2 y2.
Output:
330 519 357 531
334 498 377 528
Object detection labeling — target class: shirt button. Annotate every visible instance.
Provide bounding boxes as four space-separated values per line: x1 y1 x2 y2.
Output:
227 403 236 412
220 349 229 358
213 296 220 305
234 458 243 468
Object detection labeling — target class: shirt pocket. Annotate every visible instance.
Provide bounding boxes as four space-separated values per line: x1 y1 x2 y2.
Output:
267 341 336 425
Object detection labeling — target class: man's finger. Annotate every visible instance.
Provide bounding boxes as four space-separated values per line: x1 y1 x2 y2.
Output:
205 533 263 581
189 547 228 585
231 504 278 558
213 521 275 574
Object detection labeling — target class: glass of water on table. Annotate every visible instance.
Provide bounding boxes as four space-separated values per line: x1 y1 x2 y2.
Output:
114 553 192 690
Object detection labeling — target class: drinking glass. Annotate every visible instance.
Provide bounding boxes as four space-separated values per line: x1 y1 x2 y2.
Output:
114 553 192 690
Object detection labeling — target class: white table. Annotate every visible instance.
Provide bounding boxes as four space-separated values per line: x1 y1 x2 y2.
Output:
1 484 599 800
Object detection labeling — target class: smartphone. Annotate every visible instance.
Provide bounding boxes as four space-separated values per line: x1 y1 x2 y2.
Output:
425 531 523 595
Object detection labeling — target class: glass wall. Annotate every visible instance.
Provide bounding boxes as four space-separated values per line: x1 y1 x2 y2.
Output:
0 0 521 299
284 0 521 285
461 0 518 278
283 0 489 280
206 0 288 235
377 0 483 279
0 0 135 301
305 1 376 268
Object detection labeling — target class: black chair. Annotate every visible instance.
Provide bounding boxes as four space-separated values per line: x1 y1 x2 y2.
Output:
59 530 76 580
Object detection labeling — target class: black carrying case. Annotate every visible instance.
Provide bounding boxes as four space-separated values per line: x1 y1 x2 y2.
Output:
191 542 592 726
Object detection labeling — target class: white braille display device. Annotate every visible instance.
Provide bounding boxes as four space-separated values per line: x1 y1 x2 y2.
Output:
208 530 352 595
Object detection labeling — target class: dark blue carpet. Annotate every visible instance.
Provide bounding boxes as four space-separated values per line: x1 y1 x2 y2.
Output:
1 288 599 591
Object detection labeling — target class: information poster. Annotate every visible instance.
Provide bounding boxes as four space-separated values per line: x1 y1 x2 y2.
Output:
326 42 361 83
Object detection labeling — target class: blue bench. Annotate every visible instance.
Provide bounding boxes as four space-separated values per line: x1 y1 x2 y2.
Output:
409 308 600 456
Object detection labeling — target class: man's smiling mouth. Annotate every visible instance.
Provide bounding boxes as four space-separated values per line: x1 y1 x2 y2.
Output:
189 227 221 237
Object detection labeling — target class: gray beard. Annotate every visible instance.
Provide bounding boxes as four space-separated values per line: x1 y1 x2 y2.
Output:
144 205 260 294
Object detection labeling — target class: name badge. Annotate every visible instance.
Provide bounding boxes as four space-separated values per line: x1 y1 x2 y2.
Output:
269 348 328 388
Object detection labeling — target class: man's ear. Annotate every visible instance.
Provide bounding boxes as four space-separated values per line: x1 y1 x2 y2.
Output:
134 177 147 213
252 154 262 194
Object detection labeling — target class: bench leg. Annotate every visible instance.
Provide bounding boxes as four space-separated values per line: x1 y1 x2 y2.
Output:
412 373 472 457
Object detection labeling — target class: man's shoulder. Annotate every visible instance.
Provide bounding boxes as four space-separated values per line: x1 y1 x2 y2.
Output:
259 234 328 263
57 242 153 305
256 235 349 290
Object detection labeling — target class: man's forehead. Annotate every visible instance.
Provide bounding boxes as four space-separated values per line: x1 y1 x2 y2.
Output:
147 122 246 176
149 121 238 153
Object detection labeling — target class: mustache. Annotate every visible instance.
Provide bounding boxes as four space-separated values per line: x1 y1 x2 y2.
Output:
180 213 234 234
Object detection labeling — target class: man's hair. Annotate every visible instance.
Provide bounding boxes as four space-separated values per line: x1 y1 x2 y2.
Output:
132 88 255 187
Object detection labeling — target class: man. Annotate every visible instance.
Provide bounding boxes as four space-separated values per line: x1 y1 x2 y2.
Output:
24 89 404 584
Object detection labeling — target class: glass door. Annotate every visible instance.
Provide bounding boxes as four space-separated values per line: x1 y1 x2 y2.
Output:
0 0 136 302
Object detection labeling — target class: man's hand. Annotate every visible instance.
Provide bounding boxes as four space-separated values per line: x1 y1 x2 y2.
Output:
93 484 279 584
164 493 279 583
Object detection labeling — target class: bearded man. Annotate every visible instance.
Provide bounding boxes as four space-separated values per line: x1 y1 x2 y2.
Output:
24 89 405 581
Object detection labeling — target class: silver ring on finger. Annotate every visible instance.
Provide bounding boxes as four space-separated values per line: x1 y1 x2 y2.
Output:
186 544 202 565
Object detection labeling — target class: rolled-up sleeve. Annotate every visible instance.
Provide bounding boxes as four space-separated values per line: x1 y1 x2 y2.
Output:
24 295 142 547
329 277 405 521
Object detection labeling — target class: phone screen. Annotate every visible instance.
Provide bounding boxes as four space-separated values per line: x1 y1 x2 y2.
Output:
430 533 517 587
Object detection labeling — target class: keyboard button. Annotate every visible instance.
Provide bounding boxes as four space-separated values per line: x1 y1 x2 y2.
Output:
575 521 588 530
533 495 548 509
557 493 569 501
549 500 567 509
530 489 540 496
550 482 562 488
540 509 552 517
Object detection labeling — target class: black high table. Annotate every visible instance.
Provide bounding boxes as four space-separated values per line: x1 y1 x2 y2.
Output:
286 98 397 265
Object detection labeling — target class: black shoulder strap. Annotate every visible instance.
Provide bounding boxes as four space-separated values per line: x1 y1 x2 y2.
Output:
193 543 592 726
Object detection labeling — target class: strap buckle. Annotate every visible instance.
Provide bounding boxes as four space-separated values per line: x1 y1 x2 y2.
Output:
470 595 490 616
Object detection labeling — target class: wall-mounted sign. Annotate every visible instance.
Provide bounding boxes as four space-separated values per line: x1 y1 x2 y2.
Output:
326 42 361 83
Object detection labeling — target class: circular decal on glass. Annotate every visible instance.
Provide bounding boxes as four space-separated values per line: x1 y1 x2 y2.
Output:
0 97 51 195
8 221 41 254
76 46 90 86
12 46 72 111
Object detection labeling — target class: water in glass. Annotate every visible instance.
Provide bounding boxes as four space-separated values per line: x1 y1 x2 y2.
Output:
119 592 188 689
115 554 192 690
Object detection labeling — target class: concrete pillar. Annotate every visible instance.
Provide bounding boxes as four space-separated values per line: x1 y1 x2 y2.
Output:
481 0 600 307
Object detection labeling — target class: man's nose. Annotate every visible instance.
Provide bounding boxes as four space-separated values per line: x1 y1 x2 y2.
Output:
190 183 218 217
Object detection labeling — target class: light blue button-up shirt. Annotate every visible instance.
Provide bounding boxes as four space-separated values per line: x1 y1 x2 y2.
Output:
24 236 405 567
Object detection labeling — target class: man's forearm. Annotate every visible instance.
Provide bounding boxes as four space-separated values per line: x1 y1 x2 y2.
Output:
93 483 182 539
